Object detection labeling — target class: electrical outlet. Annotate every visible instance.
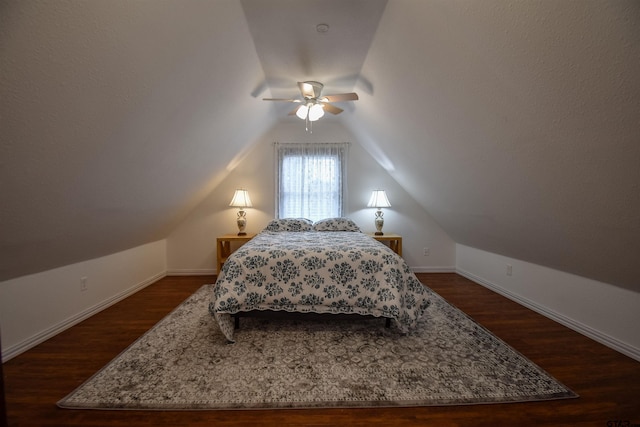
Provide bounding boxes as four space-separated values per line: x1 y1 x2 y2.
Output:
80 276 88 292
423 247 430 256
506 265 513 277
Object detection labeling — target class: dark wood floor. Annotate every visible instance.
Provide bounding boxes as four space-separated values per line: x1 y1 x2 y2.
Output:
3 273 639 426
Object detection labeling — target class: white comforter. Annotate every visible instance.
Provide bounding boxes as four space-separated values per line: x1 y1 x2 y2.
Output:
209 231 431 342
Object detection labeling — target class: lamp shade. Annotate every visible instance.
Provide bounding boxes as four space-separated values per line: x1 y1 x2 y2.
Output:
229 189 252 208
296 104 309 120
367 190 391 208
308 103 325 121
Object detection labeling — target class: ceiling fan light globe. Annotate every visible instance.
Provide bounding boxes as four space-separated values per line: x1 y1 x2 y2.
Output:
308 104 325 121
296 105 309 120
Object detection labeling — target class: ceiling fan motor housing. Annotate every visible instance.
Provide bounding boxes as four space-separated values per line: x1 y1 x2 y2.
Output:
301 81 324 99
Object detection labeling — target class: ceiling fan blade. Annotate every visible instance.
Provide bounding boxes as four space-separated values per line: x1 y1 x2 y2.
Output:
321 93 359 102
263 98 301 102
322 103 343 115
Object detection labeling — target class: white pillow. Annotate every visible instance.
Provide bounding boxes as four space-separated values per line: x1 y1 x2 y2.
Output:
312 217 361 232
263 218 313 232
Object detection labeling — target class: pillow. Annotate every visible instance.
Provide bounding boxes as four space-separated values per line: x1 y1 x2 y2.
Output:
312 217 361 232
263 218 313 232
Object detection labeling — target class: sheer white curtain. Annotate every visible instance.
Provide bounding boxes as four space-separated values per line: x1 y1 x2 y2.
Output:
275 143 348 222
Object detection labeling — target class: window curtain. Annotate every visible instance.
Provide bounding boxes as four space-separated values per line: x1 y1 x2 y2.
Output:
275 143 348 222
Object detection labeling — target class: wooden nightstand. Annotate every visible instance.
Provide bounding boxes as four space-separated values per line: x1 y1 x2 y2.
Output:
368 233 402 256
216 234 256 273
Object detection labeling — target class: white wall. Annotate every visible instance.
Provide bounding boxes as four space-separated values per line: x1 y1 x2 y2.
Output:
0 240 167 361
167 121 456 274
456 244 640 362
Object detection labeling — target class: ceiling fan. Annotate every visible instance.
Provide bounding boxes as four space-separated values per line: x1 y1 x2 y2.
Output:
263 81 358 131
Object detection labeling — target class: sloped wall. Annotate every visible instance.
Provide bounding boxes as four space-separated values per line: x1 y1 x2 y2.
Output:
0 0 274 282
347 0 640 292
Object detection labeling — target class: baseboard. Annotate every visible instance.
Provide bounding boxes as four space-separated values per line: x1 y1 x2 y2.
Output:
166 268 217 276
2 271 166 362
456 268 640 362
411 266 456 273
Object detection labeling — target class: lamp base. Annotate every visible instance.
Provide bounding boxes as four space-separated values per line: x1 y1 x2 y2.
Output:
236 209 247 236
374 209 385 236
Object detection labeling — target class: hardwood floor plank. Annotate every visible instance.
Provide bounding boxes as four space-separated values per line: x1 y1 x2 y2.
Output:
3 274 639 426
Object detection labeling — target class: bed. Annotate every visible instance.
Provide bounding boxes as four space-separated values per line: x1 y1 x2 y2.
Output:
208 218 431 342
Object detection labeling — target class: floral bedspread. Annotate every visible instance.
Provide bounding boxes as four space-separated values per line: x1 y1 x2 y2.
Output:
209 231 431 342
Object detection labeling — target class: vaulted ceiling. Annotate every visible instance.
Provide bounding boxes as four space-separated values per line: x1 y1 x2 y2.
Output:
2 1 639 292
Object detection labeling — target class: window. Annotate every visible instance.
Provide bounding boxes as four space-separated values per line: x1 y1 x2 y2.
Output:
275 143 348 222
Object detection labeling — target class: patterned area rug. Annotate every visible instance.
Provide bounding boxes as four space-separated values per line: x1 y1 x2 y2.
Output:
58 285 577 410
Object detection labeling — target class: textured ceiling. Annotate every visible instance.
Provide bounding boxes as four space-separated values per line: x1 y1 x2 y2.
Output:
2 1 639 293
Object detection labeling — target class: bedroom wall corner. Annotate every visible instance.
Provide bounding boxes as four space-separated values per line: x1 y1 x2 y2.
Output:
165 121 457 275
165 134 273 276
0 240 167 361
455 244 640 362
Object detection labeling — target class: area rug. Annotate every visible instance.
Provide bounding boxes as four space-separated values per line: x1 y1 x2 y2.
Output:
58 284 577 410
